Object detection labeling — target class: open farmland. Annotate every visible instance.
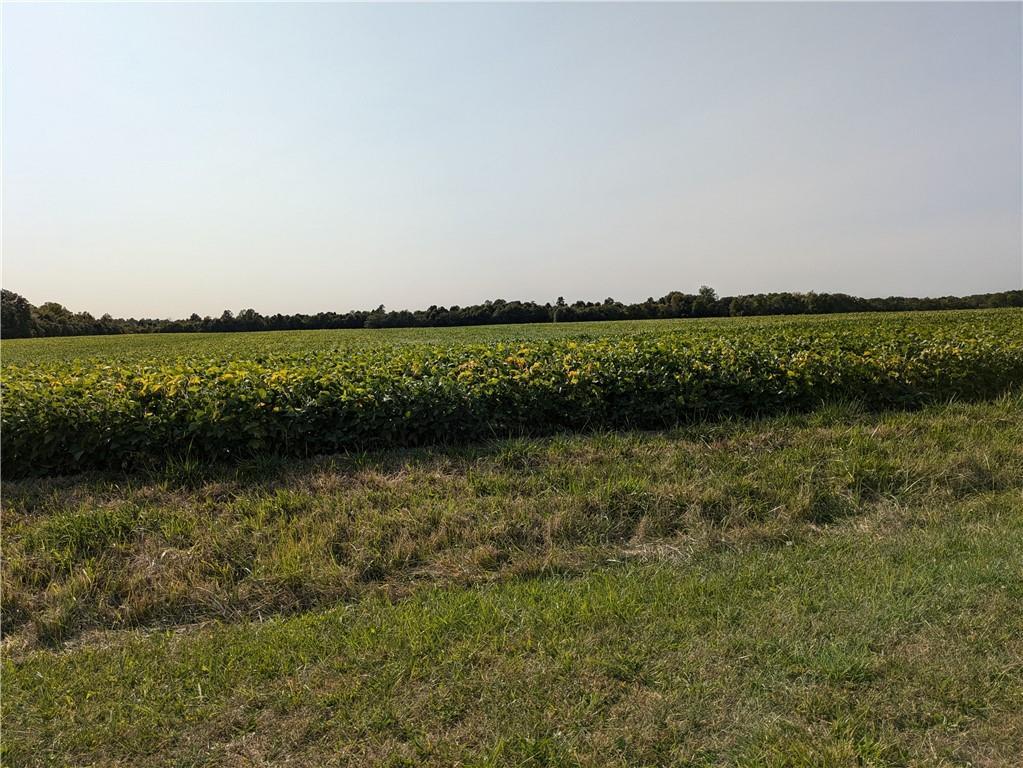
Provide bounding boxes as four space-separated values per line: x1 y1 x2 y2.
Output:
3 309 1023 766
5 0 1021 763
3 309 1022 478
3 309 1020 365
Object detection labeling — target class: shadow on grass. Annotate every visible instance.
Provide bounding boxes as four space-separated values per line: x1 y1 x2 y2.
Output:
2 395 945 496
2 393 1020 649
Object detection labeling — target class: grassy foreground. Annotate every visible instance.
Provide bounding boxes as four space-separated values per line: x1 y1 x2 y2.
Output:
3 394 1022 766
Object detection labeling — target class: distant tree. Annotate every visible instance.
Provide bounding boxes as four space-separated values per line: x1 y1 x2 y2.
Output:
692 285 718 317
236 308 263 331
365 304 388 329
34 302 77 335
1 289 36 338
2 284 1020 338
553 296 567 323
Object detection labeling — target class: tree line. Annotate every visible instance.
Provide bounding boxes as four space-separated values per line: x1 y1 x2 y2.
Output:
2 286 1021 339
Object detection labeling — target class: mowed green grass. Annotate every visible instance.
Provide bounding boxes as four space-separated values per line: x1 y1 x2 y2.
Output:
4 393 1022 766
3 308 1013 365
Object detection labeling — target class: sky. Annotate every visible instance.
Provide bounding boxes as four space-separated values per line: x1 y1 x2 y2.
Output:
2 2 1021 319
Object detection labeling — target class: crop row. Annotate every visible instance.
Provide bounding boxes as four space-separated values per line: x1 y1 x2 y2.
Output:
3 321 1022 477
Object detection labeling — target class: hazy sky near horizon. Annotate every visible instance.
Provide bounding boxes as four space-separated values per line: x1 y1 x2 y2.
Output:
3 2 1021 318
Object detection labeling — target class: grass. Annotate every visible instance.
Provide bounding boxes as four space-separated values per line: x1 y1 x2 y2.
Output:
3 394 1022 766
4 394 1020 647
5 491 1021 765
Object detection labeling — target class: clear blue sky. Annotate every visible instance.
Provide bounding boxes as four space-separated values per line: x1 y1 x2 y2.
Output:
3 2 1021 318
